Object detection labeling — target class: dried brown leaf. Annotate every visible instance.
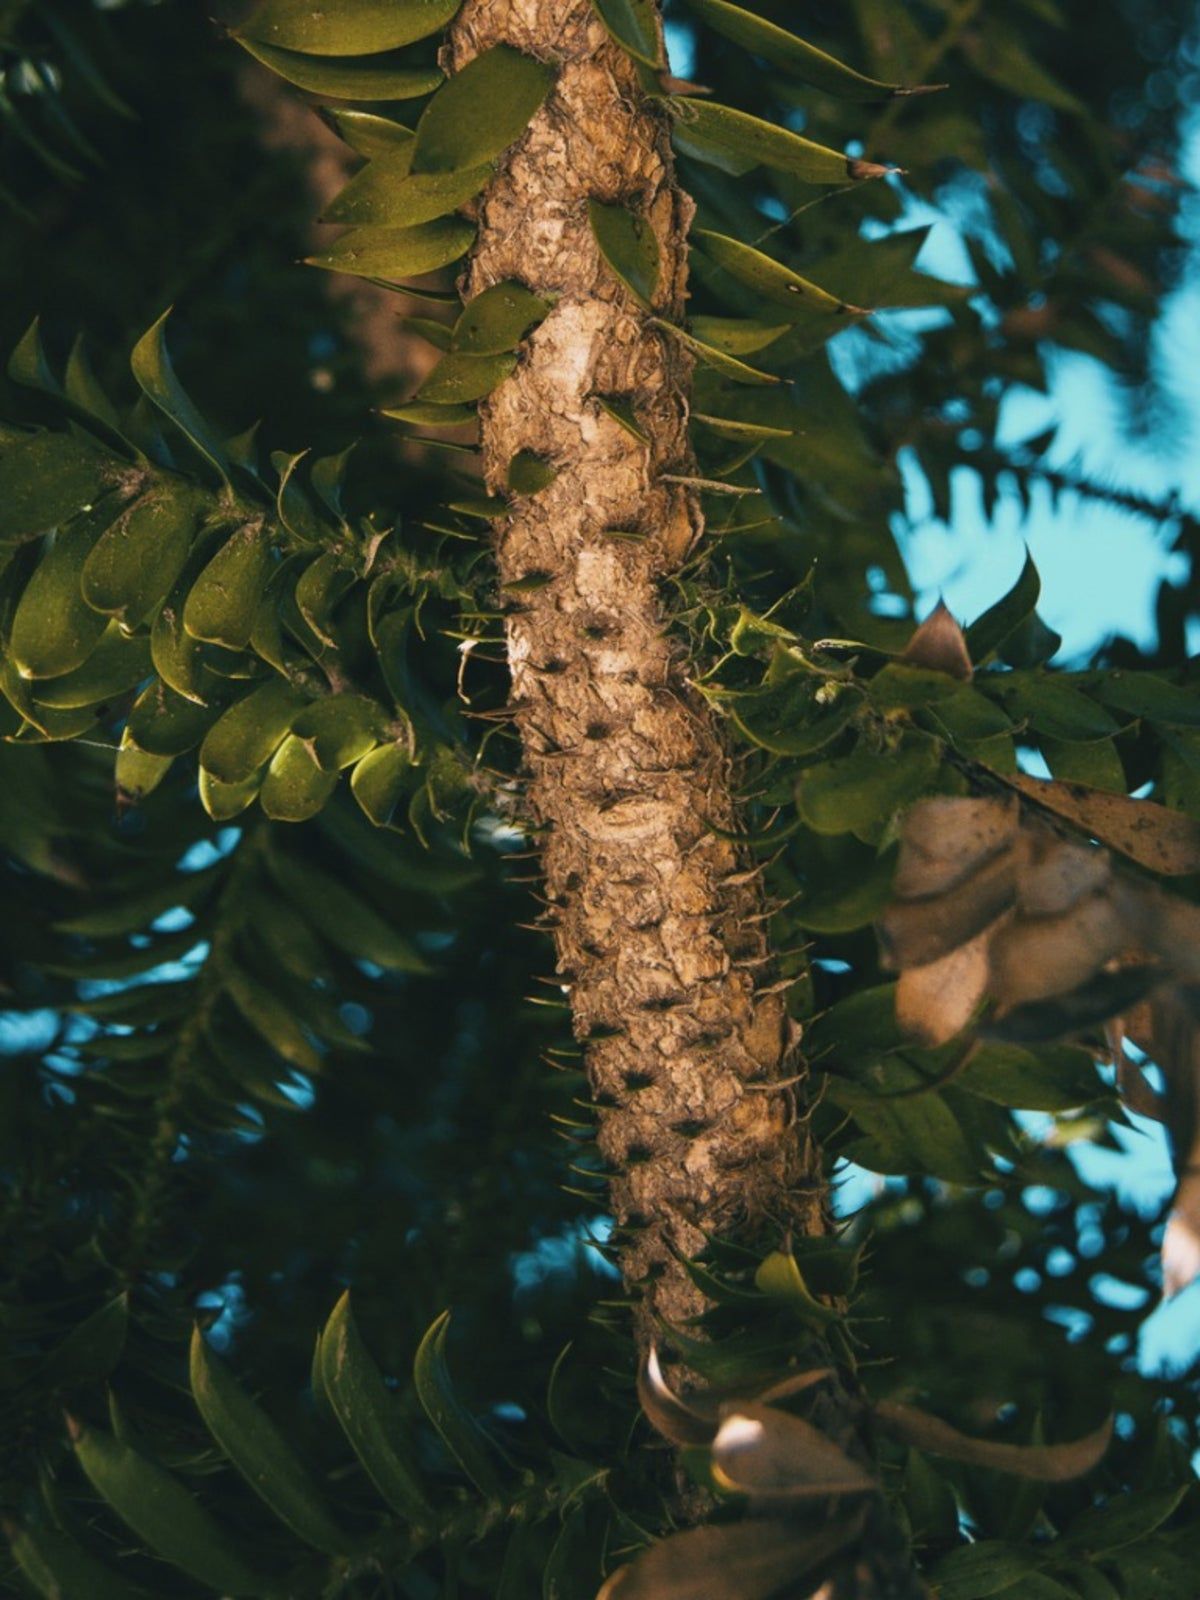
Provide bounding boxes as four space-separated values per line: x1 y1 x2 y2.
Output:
596 1514 865 1600
1016 835 1112 917
896 928 993 1046
711 1402 876 1501
637 1346 717 1447
989 892 1128 1011
1007 774 1200 876
878 846 1016 971
891 796 1018 901
874 1400 1112 1481
901 601 973 681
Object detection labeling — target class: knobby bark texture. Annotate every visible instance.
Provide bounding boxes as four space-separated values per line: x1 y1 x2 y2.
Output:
446 0 815 1333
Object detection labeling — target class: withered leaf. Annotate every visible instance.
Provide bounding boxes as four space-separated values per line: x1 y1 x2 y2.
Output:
636 1346 717 1447
596 1513 865 1600
900 601 973 681
989 964 1165 1047
711 1402 876 1502
891 796 1018 901
878 845 1016 971
1016 834 1112 917
1007 774 1200 876
988 890 1130 1012
896 928 993 1047
875 1400 1112 1481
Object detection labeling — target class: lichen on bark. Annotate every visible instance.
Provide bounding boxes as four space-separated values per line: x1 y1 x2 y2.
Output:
444 0 819 1334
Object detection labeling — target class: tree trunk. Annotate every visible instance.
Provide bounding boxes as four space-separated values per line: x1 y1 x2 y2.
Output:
446 0 816 1334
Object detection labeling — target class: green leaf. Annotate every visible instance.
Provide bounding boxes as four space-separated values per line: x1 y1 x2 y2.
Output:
928 1542 1039 1600
9 514 111 678
7 1502 144 1600
70 1420 263 1596
1094 671 1200 729
966 552 1040 663
318 1293 429 1522
115 739 174 799
417 351 517 404
796 735 942 840
753 1251 841 1323
189 1328 348 1554
260 734 341 821
672 99 889 184
234 36 443 101
689 316 790 355
291 694 387 771
0 432 117 549
268 850 430 971
653 318 782 385
200 767 263 821
592 0 662 67
588 199 660 308
683 0 937 98
130 313 232 488
183 522 273 651
692 413 794 442
41 1294 128 1388
507 451 558 495
987 678 1121 743
307 218 475 282
126 679 218 756
81 483 205 628
413 1310 503 1496
411 45 555 174
1039 734 1125 794
694 229 862 315
327 109 416 158
324 158 492 226
226 968 324 1072
453 281 553 355
237 0 461 55
382 400 477 427
351 742 411 824
1061 1485 1189 1559
31 624 150 710
200 678 310 785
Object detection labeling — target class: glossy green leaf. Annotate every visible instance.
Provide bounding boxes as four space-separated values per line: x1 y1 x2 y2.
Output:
688 315 790 354
200 678 310 784
694 229 862 315
318 1293 429 1521
70 1420 262 1596
653 318 781 384
65 336 124 434
308 218 475 282
351 742 411 824
754 1251 841 1322
260 734 340 821
291 694 387 771
238 0 461 56
183 522 273 650
115 738 175 799
268 850 430 970
7 1503 143 1600
684 0 938 99
226 968 323 1072
588 199 660 308
672 99 890 184
327 109 416 158
234 36 443 101
966 551 1040 663
126 679 218 756
81 483 205 627
413 1310 503 1496
189 1327 347 1554
9 512 111 678
411 45 554 173
32 625 149 709
324 157 492 226
417 350 517 404
592 0 662 67
0 433 115 546
453 281 553 355
796 735 942 840
199 767 263 822
507 451 558 495
594 394 649 443
130 313 231 487
382 400 477 427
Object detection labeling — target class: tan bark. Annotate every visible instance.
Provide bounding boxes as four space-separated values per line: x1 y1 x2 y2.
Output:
445 0 817 1333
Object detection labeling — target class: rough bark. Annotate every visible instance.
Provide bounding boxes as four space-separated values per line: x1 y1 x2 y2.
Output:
446 0 817 1334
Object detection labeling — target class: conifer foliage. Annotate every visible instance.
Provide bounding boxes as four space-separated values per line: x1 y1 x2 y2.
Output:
1 1 1199 1596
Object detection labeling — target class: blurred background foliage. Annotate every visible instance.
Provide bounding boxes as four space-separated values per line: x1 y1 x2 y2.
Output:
1 0 1199 1596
